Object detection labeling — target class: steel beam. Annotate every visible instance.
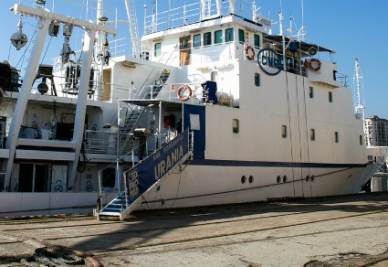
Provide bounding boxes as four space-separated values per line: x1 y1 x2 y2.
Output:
68 30 96 191
4 18 50 191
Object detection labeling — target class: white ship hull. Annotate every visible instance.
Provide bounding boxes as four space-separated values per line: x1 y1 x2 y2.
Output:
139 164 374 210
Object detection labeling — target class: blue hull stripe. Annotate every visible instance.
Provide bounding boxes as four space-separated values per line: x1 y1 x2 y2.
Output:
188 159 369 169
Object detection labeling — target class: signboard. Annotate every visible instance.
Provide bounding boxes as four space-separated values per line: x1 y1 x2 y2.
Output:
126 130 189 201
257 48 283 76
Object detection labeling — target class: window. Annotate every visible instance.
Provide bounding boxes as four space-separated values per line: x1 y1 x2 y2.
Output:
225 28 234 42
309 87 314 98
335 131 339 143
154 42 161 57
310 129 316 141
281 125 287 138
238 29 245 43
329 91 333 103
203 32 212 46
360 135 363 145
254 34 261 49
193 34 201 48
214 30 223 44
233 119 239 134
254 73 261 87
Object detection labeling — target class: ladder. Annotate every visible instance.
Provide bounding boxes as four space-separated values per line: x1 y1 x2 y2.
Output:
97 130 192 220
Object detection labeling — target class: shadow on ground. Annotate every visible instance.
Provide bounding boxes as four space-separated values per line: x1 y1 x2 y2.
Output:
67 193 388 253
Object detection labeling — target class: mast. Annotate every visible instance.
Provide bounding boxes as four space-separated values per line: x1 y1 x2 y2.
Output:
96 0 105 101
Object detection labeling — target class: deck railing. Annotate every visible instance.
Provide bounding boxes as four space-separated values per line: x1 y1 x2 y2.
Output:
144 1 230 35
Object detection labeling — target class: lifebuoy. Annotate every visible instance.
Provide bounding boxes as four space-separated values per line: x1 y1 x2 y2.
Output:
309 58 321 71
177 85 192 102
245 45 256 61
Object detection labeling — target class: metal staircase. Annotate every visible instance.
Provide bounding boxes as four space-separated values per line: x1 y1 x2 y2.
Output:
97 130 192 220
117 69 172 154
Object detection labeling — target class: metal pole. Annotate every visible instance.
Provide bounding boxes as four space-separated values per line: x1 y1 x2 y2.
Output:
158 101 162 147
5 17 50 190
69 30 96 189
116 101 121 192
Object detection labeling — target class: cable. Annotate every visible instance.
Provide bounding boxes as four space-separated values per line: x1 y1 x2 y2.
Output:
16 29 37 69
40 36 52 64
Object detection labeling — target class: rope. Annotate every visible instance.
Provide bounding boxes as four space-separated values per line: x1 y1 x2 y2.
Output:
7 43 12 62
16 29 37 69
294 71 304 195
284 71 297 196
40 36 52 64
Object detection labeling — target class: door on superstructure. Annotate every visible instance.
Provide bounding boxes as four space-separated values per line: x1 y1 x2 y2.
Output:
180 36 191 65
19 164 34 192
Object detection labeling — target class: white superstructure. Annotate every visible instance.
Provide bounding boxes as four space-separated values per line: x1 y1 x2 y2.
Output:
0 0 386 217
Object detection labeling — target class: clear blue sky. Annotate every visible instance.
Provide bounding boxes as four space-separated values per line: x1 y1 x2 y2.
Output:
1 0 387 118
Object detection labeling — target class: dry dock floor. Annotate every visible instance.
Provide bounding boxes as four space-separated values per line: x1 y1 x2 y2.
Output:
1 193 388 266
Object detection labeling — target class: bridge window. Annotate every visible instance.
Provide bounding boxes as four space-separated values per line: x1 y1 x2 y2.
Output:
335 131 339 143
360 135 363 145
254 73 261 87
193 34 201 48
233 119 239 134
309 87 314 98
154 42 161 57
281 125 287 138
203 32 212 46
310 129 316 141
238 29 245 43
214 30 223 44
225 28 234 42
329 91 333 103
254 34 261 49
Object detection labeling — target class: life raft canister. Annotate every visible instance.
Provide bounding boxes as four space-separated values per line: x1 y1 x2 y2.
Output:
177 84 192 102
245 45 256 61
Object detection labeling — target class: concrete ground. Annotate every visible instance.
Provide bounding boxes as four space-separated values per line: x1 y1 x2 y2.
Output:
0 193 388 266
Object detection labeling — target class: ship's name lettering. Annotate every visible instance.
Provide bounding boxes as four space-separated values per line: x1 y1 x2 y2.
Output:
154 145 184 180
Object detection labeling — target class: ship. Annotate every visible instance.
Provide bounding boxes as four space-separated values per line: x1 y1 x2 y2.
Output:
0 0 386 219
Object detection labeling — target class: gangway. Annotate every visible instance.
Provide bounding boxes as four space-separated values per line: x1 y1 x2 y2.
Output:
97 130 192 220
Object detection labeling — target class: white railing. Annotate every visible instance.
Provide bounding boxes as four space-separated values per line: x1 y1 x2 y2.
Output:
83 130 118 155
144 1 230 35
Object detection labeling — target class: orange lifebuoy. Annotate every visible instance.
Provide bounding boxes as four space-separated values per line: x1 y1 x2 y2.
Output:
304 58 321 72
245 45 256 61
177 85 192 102
309 58 321 71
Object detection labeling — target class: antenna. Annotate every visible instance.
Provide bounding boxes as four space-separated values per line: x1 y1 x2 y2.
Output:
300 0 306 41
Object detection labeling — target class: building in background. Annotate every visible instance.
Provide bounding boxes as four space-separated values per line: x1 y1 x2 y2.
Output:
366 115 388 146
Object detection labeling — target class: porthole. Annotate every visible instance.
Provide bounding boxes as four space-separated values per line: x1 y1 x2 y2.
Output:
306 175 310 182
277 176 281 184
241 176 246 184
156 185 161 191
283 175 287 183
249 176 254 184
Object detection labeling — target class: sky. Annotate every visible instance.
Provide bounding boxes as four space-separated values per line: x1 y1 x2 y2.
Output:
0 0 387 118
